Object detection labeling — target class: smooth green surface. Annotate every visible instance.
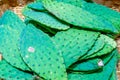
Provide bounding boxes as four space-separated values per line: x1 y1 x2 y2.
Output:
43 0 118 34
19 24 67 80
52 28 100 68
22 7 70 30
0 25 30 71
0 60 33 80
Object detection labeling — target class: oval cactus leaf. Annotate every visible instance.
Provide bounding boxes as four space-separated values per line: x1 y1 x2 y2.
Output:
87 35 117 59
52 28 100 68
70 49 117 73
19 24 67 80
22 7 70 30
0 10 25 32
0 25 30 71
83 2 120 33
68 50 117 80
28 20 58 35
42 0 118 34
69 58 103 72
80 34 105 60
27 2 46 11
24 18 58 36
0 60 34 80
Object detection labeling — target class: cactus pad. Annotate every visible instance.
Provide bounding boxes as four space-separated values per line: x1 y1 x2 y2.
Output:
27 2 46 11
80 34 105 60
52 28 100 68
87 35 116 59
22 7 70 30
68 50 117 80
0 59 33 80
0 25 30 71
109 69 117 80
1 10 26 32
71 49 117 73
102 49 118 65
83 2 120 33
70 58 103 72
19 24 67 80
43 0 118 34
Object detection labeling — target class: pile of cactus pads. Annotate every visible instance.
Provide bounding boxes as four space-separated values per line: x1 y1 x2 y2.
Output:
0 0 120 80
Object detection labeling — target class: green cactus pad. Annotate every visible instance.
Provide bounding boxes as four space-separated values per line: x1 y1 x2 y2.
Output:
70 49 117 73
19 24 67 80
1 10 25 32
109 69 117 80
83 2 120 33
80 34 105 60
69 58 103 72
102 49 117 65
0 60 33 80
43 0 118 34
26 20 58 36
0 25 30 71
27 2 46 11
52 28 100 68
22 7 70 30
68 50 117 80
87 35 116 59
24 17 58 36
